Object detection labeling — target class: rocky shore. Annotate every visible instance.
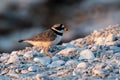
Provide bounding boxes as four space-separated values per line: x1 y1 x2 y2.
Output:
0 24 120 80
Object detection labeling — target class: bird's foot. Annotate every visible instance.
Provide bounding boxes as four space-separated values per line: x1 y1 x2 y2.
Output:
42 53 47 57
47 53 52 58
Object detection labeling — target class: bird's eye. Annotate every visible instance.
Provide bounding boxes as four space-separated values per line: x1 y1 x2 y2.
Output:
60 24 64 28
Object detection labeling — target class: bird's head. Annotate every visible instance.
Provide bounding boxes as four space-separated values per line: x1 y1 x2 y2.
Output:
51 24 68 33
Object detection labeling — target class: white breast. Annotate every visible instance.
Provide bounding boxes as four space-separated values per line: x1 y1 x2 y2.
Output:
51 35 62 45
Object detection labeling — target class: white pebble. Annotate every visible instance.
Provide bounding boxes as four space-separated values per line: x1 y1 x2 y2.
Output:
7 55 19 64
34 57 51 66
65 60 78 67
28 66 37 72
11 51 18 55
77 62 88 69
52 56 59 62
93 69 105 77
79 49 95 60
0 53 9 62
48 60 65 68
94 63 106 69
95 37 106 45
106 34 116 42
21 70 28 74
62 43 82 49
23 51 33 59
57 48 79 56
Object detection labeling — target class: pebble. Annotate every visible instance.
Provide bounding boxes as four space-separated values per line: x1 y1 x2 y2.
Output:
52 56 59 62
56 48 80 56
79 49 95 60
94 63 106 69
34 57 51 66
111 53 120 62
62 43 82 49
106 34 116 42
21 70 28 74
1 68 9 75
110 46 120 52
35 73 48 80
0 53 10 62
11 51 18 55
23 51 33 59
48 60 65 68
28 65 37 72
7 55 19 64
56 48 80 60
92 69 105 77
65 59 78 67
95 37 106 45
77 62 88 69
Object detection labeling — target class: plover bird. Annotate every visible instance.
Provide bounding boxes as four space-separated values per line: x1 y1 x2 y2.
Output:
19 24 68 57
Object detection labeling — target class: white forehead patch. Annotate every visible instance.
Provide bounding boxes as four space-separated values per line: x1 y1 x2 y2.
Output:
53 24 60 27
61 24 64 28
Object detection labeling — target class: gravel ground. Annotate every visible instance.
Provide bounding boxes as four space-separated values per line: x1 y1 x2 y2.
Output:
0 24 120 80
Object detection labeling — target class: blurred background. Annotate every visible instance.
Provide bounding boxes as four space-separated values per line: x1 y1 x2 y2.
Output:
0 0 120 53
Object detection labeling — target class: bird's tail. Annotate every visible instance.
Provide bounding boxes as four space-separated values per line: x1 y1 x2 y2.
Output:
18 39 25 43
18 39 31 43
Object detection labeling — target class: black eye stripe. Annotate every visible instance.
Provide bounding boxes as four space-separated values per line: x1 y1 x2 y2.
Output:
55 27 64 30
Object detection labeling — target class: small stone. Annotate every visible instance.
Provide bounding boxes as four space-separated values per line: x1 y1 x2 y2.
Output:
94 63 106 69
9 73 19 79
34 57 51 66
57 48 80 56
36 74 42 80
48 60 65 68
91 45 97 51
93 58 101 62
95 37 106 45
11 51 18 55
28 66 37 72
77 62 88 69
7 55 19 64
52 56 59 62
21 70 28 74
105 42 116 46
111 53 120 62
106 34 116 42
65 60 78 67
56 48 81 60
1 68 9 75
35 73 48 80
79 49 95 60
23 51 33 59
0 53 10 62
92 69 105 77
62 43 82 49
110 46 120 52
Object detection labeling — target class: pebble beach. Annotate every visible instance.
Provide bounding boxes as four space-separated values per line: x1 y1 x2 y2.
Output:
0 24 120 80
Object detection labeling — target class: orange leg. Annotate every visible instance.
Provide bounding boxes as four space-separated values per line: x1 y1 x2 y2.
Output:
40 47 46 57
44 47 52 58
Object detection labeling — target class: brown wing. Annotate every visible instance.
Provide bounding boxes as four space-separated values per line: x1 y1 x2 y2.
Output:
30 29 57 41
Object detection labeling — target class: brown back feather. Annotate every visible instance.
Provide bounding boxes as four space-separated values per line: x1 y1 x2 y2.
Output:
30 29 57 41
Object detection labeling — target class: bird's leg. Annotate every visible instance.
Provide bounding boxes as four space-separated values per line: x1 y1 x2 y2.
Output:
45 47 52 58
40 47 46 57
